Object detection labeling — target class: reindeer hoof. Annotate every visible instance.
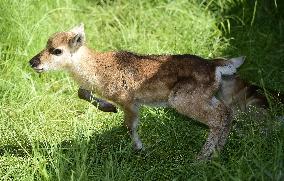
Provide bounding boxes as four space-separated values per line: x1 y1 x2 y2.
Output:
133 141 144 151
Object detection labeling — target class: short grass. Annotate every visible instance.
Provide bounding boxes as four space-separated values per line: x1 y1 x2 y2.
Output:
0 0 284 180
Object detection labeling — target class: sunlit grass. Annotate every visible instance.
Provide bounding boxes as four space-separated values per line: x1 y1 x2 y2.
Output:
0 0 283 180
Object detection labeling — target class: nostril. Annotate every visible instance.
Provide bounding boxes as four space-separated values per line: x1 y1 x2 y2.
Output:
29 58 40 67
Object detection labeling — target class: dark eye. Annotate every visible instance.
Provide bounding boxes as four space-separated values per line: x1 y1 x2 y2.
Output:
52 48 63 56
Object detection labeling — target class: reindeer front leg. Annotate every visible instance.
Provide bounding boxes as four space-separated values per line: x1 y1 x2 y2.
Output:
78 87 117 113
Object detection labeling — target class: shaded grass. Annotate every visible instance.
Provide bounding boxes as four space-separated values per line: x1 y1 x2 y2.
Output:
0 0 283 180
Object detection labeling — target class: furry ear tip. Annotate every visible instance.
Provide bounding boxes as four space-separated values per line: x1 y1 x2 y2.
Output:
70 23 85 34
78 23 84 30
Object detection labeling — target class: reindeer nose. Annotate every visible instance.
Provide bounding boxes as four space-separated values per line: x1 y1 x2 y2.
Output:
29 55 40 68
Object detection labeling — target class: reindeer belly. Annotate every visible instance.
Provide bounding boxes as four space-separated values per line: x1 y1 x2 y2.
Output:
134 82 171 106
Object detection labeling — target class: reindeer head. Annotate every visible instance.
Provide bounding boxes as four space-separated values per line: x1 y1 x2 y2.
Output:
29 24 85 73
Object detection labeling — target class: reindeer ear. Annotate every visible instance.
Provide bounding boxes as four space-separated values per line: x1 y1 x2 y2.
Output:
69 23 85 50
70 23 85 34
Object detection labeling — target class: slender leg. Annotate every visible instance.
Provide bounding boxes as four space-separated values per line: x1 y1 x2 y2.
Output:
123 104 143 150
197 112 231 160
168 83 232 160
78 87 117 113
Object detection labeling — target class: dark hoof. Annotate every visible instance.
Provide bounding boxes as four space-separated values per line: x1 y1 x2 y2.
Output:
97 103 117 113
78 88 118 113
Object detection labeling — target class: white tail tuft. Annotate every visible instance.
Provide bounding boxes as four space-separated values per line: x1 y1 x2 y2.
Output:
216 56 245 76
228 56 245 69
215 56 245 83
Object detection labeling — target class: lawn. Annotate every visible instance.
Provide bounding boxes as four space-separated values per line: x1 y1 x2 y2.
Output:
0 0 283 180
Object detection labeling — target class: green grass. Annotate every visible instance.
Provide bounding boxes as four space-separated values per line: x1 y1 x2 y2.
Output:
0 0 283 180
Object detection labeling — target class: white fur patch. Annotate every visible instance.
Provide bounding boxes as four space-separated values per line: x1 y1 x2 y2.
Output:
71 46 86 64
215 56 245 83
218 65 237 75
215 66 236 84
210 97 220 108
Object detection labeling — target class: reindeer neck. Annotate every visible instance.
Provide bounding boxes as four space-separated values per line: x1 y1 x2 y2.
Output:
68 46 101 91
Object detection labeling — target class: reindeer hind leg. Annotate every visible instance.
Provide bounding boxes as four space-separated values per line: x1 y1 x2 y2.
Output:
168 83 232 160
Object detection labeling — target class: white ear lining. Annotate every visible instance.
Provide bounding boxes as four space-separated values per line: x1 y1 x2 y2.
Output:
70 23 85 34
69 33 85 52
74 34 84 44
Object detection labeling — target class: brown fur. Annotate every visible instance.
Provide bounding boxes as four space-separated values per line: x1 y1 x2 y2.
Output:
79 74 284 113
29 24 245 159
219 75 269 110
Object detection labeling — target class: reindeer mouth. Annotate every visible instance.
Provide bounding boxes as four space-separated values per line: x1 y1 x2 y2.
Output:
33 68 44 73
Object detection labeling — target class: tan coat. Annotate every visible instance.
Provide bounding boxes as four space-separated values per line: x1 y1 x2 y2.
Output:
29 24 245 159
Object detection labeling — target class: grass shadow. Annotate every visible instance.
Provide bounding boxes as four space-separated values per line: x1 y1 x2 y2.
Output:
0 108 207 180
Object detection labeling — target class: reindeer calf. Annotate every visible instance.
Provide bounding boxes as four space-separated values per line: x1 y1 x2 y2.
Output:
29 24 245 159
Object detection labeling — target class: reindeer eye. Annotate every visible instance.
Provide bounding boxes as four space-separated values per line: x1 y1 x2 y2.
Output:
51 48 63 56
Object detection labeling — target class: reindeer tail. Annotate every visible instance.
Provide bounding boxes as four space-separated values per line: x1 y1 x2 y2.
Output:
214 57 246 76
